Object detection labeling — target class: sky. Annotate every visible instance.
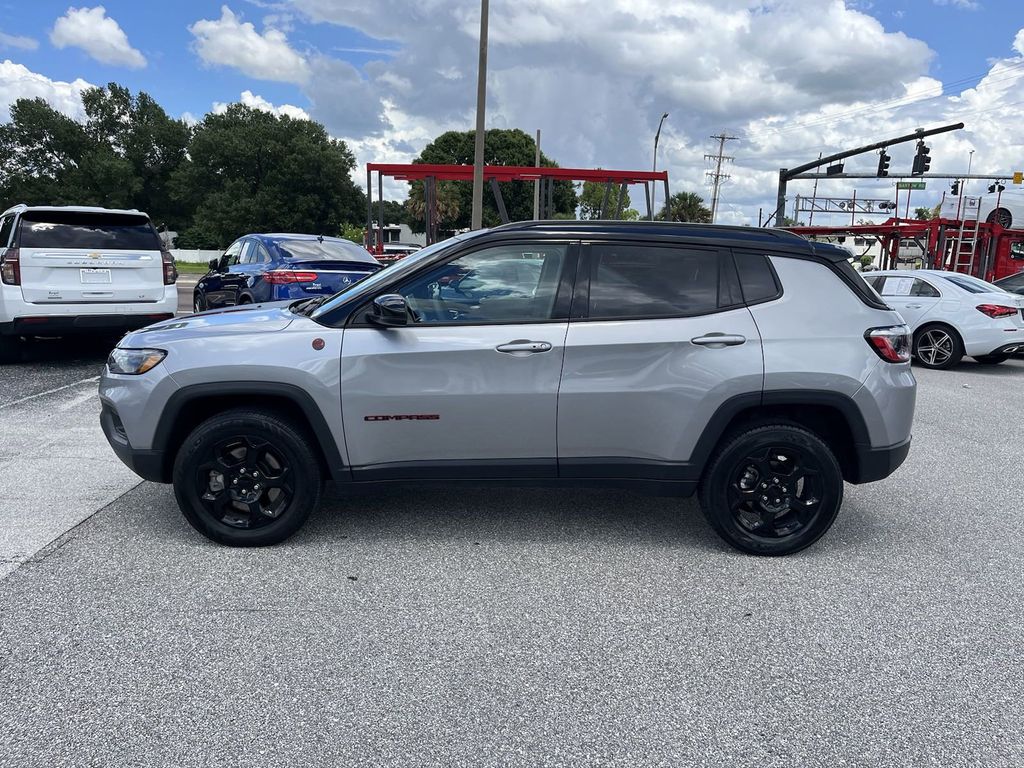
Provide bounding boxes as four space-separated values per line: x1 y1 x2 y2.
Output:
1 0 1023 225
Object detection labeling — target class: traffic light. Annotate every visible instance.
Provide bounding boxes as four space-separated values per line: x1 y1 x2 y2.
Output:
877 151 891 177
911 141 931 175
950 180 960 195
988 183 1006 194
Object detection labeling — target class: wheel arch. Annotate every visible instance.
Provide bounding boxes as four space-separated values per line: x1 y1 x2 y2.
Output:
153 382 347 484
691 391 871 484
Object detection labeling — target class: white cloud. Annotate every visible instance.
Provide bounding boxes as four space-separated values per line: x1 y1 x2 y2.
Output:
50 6 146 69
213 89 311 120
189 6 310 84
0 59 94 122
0 31 39 51
933 0 980 9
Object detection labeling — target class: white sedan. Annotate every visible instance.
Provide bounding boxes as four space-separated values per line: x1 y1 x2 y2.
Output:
863 270 1024 369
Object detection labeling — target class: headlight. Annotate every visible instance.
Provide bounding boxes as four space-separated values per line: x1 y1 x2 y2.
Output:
107 347 167 375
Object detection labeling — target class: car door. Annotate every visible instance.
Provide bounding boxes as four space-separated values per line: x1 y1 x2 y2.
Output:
340 240 576 479
557 242 763 481
199 240 243 308
874 275 942 328
221 239 256 303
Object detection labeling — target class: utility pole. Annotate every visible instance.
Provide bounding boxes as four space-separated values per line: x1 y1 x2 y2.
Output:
705 131 738 223
533 129 541 220
652 113 668 219
470 0 489 230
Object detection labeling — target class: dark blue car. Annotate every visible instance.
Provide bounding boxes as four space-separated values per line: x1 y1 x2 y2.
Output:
193 233 381 312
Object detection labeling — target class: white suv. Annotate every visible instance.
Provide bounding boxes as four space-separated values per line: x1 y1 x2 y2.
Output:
0 205 178 362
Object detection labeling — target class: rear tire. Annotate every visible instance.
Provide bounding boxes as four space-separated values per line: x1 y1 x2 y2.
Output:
172 409 322 546
913 324 964 370
973 354 1009 365
0 335 22 364
698 424 844 556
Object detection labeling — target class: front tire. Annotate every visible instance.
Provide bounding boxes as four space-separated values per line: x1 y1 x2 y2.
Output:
698 425 844 556
193 293 207 314
172 409 322 546
913 324 964 370
973 354 1008 365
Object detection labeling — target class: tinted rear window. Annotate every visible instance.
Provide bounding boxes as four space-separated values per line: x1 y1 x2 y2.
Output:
939 274 1003 294
733 250 781 303
17 211 159 250
274 239 376 263
588 244 720 319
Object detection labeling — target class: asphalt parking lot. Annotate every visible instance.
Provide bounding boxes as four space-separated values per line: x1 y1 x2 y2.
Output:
1 283 1023 766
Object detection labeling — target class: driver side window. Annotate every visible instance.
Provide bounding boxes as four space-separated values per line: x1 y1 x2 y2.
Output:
222 240 243 268
396 243 567 324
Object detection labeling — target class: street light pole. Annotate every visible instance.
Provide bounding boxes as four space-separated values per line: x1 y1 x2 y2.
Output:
651 112 668 219
470 0 489 231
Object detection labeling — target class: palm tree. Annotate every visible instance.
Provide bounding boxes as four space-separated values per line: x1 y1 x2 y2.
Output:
659 192 712 223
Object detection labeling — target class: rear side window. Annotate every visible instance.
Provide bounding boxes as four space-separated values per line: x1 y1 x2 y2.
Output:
876 276 939 297
587 244 720 319
17 211 160 250
0 215 14 248
275 239 376 263
733 250 781 303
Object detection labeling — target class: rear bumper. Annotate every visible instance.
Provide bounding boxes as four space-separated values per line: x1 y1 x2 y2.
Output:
986 342 1024 356
850 437 912 484
100 404 167 482
0 312 174 337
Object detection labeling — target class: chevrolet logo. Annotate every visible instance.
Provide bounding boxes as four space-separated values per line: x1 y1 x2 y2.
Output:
88 252 102 260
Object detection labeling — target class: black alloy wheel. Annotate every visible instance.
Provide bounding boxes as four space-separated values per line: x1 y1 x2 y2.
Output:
173 409 321 546
699 425 843 556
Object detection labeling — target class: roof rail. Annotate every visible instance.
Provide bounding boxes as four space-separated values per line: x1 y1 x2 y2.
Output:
490 219 808 242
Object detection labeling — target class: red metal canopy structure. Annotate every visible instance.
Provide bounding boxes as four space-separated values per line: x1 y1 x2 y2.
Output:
366 163 670 251
785 217 1024 282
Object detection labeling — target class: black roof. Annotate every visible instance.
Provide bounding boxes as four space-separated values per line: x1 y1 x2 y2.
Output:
489 219 818 253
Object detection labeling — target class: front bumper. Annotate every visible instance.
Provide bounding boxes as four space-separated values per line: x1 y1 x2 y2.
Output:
100 404 167 482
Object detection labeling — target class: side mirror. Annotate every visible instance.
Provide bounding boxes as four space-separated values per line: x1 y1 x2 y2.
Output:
368 294 409 327
208 258 219 271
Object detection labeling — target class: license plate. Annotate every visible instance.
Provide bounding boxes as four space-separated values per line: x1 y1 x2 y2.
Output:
80 268 111 284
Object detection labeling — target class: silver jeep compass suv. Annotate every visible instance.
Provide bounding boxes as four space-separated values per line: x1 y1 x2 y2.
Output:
100 222 916 555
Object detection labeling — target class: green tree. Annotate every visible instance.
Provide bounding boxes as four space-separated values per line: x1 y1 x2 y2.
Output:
407 128 575 231
914 206 933 221
405 181 461 230
577 175 632 219
172 104 366 248
659 192 713 223
0 84 191 227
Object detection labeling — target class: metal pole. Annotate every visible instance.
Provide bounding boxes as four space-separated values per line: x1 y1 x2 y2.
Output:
808 153 822 226
366 167 372 250
377 172 384 255
775 172 788 226
851 190 856 226
904 187 911 220
533 129 541 220
644 183 652 221
652 112 668 218
470 0 489 230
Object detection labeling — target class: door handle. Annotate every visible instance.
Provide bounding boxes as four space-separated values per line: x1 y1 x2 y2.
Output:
905 303 923 309
496 340 552 354
691 333 746 347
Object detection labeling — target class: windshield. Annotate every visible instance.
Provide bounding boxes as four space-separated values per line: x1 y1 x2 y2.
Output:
310 232 478 320
274 238 375 263
18 211 160 250
938 273 1006 294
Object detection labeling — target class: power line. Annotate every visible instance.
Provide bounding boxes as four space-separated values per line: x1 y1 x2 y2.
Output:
705 132 738 223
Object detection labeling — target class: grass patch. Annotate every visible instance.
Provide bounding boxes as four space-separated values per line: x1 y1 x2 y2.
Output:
174 262 211 275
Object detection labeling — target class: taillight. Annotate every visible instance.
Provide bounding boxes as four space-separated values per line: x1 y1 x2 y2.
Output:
161 250 177 285
866 325 911 363
976 303 1018 319
265 270 318 284
1 247 20 285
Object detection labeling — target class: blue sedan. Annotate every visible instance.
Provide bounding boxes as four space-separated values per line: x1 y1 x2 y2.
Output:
193 233 381 312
